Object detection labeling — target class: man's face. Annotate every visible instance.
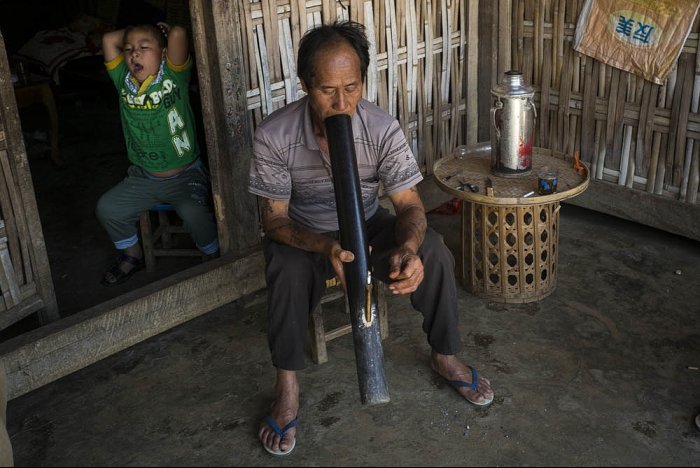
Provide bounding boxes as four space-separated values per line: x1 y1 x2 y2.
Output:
304 43 363 125
123 29 165 83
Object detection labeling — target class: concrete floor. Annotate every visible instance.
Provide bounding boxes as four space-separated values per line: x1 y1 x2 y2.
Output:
4 179 700 465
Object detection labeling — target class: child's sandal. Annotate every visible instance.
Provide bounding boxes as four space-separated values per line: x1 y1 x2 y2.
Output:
101 254 145 287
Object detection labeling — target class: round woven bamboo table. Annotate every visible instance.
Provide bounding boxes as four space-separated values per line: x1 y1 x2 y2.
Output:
433 144 590 303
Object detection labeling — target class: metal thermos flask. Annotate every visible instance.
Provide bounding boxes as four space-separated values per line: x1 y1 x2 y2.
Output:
490 70 537 177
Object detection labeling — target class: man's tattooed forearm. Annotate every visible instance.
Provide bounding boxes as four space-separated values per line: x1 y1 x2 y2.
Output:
289 223 310 249
403 217 426 246
260 198 274 215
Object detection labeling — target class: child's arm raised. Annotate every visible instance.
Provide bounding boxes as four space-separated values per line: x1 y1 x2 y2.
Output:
102 29 126 62
161 23 189 67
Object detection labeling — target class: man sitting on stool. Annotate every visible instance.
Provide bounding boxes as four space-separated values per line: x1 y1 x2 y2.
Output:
248 20 495 457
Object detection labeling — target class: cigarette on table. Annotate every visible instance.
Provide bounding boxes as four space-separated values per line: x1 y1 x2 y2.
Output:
523 191 535 198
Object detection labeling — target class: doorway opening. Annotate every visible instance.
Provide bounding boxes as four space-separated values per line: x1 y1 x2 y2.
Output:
0 0 210 340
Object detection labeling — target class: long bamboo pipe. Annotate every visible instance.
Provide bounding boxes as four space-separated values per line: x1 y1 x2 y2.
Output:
325 114 390 405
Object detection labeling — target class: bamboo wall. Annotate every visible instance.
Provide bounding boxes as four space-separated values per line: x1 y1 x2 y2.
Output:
496 0 700 204
238 0 468 173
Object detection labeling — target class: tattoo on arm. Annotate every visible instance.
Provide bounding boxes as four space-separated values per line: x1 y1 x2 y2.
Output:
289 224 310 249
260 198 274 215
259 197 329 253
399 216 426 251
394 188 427 252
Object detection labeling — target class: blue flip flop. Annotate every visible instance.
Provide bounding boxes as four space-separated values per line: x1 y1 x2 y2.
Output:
445 367 494 407
262 415 299 456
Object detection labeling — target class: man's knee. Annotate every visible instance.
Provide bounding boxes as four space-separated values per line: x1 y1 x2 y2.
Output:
420 228 455 267
264 241 319 284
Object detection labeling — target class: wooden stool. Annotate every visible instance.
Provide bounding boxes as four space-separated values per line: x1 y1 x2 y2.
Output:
308 277 389 364
139 203 205 272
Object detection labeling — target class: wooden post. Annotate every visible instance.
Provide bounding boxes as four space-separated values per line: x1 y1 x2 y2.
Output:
0 361 13 467
466 0 479 146
189 0 260 256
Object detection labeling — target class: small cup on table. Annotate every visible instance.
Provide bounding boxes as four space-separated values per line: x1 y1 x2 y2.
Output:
537 166 558 195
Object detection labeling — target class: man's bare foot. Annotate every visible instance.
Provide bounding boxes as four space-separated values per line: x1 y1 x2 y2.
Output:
259 369 300 456
430 351 494 406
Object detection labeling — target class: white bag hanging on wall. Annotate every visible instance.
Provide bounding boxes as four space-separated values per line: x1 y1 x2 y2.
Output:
573 0 700 84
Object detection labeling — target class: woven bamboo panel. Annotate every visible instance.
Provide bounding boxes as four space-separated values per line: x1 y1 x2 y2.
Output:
238 0 469 173
496 0 700 204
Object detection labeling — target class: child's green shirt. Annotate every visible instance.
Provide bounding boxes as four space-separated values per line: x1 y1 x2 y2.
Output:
106 55 199 172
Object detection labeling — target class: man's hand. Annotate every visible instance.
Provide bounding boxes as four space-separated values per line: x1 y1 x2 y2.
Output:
386 186 427 295
387 246 424 295
328 243 355 289
260 196 356 285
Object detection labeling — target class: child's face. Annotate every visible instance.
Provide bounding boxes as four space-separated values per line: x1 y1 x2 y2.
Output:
123 29 165 83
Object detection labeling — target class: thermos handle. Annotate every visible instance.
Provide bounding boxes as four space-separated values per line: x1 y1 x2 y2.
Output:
529 97 537 121
491 99 503 139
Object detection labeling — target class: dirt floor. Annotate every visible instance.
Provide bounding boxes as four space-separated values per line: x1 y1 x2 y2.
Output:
2 88 700 466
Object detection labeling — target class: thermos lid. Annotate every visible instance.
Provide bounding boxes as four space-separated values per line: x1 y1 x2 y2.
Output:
492 70 534 98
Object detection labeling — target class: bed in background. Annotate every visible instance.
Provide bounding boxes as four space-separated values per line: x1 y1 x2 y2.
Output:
12 14 112 89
